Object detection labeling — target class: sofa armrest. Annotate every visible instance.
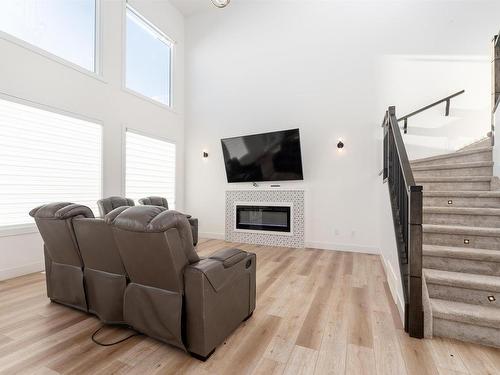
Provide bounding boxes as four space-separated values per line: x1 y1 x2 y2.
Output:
185 249 252 292
209 248 247 268
184 249 256 357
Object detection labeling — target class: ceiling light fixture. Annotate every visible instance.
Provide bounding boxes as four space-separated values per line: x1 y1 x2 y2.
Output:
211 0 230 8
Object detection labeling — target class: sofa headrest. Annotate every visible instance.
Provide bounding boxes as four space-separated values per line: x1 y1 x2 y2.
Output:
29 202 95 220
105 206 187 233
97 196 135 217
138 196 169 209
106 206 199 263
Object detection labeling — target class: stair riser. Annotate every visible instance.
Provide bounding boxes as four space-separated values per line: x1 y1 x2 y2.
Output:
423 196 500 208
427 283 500 307
433 318 500 348
412 151 492 167
423 256 500 277
423 232 500 251
413 166 492 178
419 181 491 191
424 213 500 228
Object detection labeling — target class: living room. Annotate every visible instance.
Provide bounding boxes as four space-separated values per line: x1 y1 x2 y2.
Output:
1 0 500 374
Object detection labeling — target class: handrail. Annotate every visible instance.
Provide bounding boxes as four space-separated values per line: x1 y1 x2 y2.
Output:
398 90 465 134
493 33 499 146
388 107 416 187
382 106 424 339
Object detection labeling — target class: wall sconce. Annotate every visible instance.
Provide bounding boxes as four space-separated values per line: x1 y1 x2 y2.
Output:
337 139 344 151
202 151 209 158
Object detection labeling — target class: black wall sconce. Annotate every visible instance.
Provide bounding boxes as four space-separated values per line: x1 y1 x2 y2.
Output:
337 139 344 151
203 151 209 158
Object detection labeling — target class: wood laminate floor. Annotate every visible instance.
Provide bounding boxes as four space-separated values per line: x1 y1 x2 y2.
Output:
1 239 500 374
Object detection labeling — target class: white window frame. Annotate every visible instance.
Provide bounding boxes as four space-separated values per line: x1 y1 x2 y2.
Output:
122 126 177 208
122 3 176 111
0 92 104 237
0 0 104 82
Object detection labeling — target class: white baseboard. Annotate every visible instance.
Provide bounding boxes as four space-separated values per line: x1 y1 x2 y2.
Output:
199 232 225 240
380 255 405 324
0 261 44 281
305 241 379 254
199 234 378 255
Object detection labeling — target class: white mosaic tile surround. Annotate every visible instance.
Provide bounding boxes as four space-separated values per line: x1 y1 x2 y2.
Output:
225 190 304 247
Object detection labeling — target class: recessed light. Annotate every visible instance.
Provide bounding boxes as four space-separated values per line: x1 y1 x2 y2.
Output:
464 239 470 245
488 295 496 302
448 200 453 205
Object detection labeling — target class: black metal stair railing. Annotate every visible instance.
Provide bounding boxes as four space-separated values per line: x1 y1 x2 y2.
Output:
398 90 465 134
382 106 424 338
493 32 499 145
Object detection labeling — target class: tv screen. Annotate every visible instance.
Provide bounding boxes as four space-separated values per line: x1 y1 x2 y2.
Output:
221 128 304 183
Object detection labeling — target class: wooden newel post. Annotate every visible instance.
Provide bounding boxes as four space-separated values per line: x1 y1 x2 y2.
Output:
408 185 424 338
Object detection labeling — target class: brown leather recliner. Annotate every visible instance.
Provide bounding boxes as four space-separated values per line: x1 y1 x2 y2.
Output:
106 206 256 360
138 196 199 246
97 196 134 217
73 217 128 324
29 202 92 311
138 196 169 208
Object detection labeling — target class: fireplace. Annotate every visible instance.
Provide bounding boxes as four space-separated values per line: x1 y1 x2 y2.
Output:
235 204 292 234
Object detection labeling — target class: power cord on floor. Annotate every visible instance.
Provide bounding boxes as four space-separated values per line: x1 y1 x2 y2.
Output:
91 325 142 347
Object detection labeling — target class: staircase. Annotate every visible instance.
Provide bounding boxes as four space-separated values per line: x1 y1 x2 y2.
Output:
411 137 500 347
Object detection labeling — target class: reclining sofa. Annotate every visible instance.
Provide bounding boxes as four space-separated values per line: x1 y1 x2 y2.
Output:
30 202 256 360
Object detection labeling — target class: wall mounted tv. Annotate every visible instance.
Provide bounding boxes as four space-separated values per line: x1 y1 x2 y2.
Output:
221 128 304 183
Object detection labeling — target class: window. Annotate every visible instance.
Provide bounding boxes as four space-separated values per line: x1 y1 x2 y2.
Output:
125 6 172 106
0 0 97 72
0 97 102 229
125 130 176 209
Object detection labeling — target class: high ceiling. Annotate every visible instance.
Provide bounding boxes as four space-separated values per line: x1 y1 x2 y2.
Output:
169 0 215 16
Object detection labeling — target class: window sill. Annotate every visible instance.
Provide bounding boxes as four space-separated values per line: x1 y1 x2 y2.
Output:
122 87 178 114
0 224 39 238
0 31 107 85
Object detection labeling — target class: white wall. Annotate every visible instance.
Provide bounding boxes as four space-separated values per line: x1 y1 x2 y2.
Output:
376 55 492 160
0 0 185 280
184 0 500 259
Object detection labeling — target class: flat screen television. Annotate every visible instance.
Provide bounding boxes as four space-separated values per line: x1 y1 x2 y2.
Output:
221 128 304 183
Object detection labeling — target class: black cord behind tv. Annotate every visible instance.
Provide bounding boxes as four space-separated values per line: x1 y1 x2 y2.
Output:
221 128 304 183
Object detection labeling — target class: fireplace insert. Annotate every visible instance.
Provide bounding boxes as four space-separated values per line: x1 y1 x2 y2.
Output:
235 204 291 233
